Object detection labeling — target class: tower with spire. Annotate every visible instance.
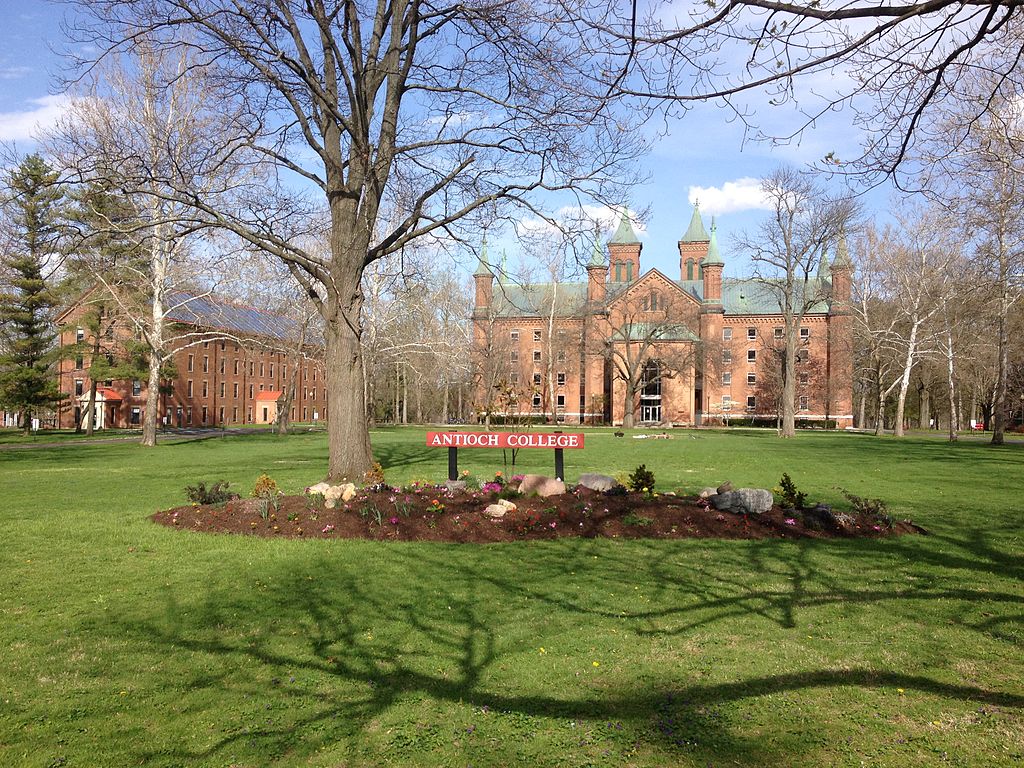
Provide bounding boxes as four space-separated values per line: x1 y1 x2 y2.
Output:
586 224 609 303
607 209 642 283
472 237 493 315
679 203 711 281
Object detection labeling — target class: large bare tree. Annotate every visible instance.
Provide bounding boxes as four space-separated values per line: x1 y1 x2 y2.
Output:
68 0 644 480
735 167 857 437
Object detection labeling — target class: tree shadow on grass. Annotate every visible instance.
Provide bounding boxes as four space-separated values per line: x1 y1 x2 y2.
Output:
113 536 1024 766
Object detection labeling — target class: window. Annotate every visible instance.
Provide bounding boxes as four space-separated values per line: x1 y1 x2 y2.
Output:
249 362 254 376
747 327 756 340
510 350 518 363
220 341 225 351
269 363 274 378
187 354 194 372
202 356 209 373
249 384 254 398
721 395 732 410
799 395 809 411
557 351 566 363
260 362 265 377
747 349 756 362
219 382 225 398
796 349 809 363
533 350 541 362
132 380 142 396
722 350 732 364
302 407 308 421
746 395 756 410
259 384 265 392
187 407 192 424
202 381 208 398
747 372 756 385
232 407 238 423
76 327 85 343
533 373 542 386
722 372 732 385
312 368 317 381
201 406 208 424
799 372 809 385
533 330 541 342
510 372 519 384
219 358 225 374
722 327 732 341
800 327 810 340
510 329 520 341
130 407 141 425
234 343 239 352
556 394 566 409
75 356 83 370
203 341 209 349
233 383 239 398
187 380 193 398
311 388 316 400
233 359 239 375
218 406 224 423
557 372 566 386
774 327 783 340
74 379 84 396
532 393 542 409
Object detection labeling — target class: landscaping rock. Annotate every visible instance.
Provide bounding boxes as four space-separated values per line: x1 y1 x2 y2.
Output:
710 488 773 515
445 480 467 494
699 487 718 499
306 482 331 496
323 482 357 509
716 480 733 494
482 504 508 519
496 498 517 512
577 473 618 492
518 474 566 497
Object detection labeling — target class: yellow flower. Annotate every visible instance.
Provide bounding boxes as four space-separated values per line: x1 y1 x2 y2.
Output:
592 661 600 667
539 647 546 654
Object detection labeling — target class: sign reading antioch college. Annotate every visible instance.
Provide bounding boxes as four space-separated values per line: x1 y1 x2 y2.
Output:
426 432 585 449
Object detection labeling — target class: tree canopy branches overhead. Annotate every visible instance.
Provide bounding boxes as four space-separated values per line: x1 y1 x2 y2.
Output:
613 0 1024 182
66 0 647 478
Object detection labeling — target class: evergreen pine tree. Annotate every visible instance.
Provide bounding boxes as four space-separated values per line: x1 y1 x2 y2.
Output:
0 154 66 433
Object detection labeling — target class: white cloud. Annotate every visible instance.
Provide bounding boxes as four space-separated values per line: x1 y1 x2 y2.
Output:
0 94 72 142
687 178 770 216
515 203 648 239
0 66 31 80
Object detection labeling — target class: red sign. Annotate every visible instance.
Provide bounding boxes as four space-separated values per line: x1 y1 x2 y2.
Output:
426 431 584 449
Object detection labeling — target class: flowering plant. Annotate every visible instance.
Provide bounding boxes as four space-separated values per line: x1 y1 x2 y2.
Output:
427 498 445 514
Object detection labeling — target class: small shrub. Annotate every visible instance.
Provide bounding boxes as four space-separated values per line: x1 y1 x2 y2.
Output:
256 497 271 520
251 474 279 498
627 464 656 493
363 461 386 486
777 473 807 510
185 481 234 505
604 484 628 496
841 489 892 527
622 512 654 527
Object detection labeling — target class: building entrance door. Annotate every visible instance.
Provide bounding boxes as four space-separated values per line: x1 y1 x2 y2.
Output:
639 360 662 424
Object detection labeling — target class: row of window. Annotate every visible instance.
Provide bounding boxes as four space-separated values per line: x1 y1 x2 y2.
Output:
184 354 315 382
511 350 568 364
508 372 568 387
724 327 811 341
722 371 811 386
721 395 811 411
723 348 810 364
509 329 578 343
183 380 321 401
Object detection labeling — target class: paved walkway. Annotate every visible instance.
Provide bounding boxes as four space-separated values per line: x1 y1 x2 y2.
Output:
0 426 277 451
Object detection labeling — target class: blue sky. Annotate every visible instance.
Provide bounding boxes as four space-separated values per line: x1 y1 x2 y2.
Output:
0 0 892 280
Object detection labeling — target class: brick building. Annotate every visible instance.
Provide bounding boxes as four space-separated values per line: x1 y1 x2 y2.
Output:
472 206 853 427
55 291 327 429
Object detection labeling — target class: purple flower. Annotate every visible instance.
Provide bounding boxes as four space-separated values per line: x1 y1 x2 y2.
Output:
390 516 399 525
784 518 796 525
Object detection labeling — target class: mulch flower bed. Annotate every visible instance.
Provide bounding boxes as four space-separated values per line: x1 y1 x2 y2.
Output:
153 482 925 543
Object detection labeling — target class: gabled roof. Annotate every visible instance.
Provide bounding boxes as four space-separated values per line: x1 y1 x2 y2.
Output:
606 268 701 309
255 390 283 401
489 282 589 318
165 292 309 343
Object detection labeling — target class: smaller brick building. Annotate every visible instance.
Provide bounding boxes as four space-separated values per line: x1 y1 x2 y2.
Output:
55 291 327 429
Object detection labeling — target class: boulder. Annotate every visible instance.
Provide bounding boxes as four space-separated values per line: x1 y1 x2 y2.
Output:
577 473 618 492
699 487 718 499
716 480 733 494
518 474 566 497
482 504 508 520
496 498 517 512
323 482 357 509
306 482 331 496
710 488 773 515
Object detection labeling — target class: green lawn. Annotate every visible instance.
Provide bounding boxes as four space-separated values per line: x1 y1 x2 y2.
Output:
1 428 1021 767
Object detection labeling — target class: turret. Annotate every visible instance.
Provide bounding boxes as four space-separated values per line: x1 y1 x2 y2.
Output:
679 203 710 280
830 230 852 310
473 238 493 312
607 208 641 283
700 217 724 309
585 225 609 303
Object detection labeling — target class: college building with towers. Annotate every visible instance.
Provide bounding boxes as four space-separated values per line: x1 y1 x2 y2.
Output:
471 205 853 428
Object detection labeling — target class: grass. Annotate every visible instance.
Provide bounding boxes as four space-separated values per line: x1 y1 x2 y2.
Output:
0 427 1021 767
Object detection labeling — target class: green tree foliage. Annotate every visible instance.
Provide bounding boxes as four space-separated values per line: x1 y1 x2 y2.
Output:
0 154 66 432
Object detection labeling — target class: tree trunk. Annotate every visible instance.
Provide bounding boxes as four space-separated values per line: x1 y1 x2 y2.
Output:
946 325 958 442
781 322 797 437
991 266 1009 445
919 385 931 430
893 321 919 437
442 379 449 424
874 359 885 437
857 389 866 429
324 315 373 482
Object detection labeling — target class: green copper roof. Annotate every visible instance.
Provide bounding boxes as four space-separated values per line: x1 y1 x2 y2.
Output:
680 204 710 242
588 225 606 267
608 209 640 245
832 230 852 268
817 251 831 281
473 237 492 277
610 323 699 342
490 282 589 318
702 217 724 266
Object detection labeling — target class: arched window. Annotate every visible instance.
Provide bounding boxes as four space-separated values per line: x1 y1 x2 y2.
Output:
686 258 695 280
